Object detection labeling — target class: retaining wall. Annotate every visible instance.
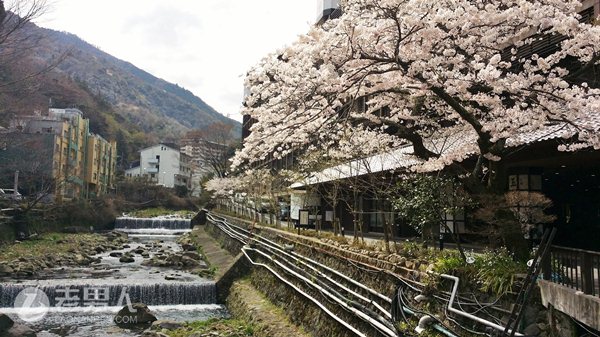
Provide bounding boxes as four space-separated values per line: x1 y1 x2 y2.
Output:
206 215 412 337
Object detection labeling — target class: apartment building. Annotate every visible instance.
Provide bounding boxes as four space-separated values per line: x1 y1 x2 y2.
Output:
85 133 117 196
1 108 117 200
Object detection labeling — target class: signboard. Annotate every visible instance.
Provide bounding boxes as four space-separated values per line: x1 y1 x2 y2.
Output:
508 175 518 190
299 210 309 226
518 174 529 190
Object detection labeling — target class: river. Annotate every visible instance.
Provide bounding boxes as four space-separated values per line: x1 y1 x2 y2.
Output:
0 216 228 336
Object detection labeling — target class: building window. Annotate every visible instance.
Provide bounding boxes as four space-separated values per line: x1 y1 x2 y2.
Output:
443 211 466 233
365 197 393 231
508 169 543 191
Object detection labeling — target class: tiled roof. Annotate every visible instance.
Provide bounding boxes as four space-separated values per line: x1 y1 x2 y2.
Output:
292 114 600 188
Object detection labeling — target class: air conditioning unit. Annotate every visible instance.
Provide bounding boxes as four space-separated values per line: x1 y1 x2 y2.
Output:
316 0 341 25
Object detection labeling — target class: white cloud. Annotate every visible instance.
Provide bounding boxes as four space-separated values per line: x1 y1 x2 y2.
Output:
37 0 316 122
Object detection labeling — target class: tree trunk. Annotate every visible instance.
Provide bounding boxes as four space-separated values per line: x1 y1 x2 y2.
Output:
443 223 467 261
332 201 339 236
383 218 391 253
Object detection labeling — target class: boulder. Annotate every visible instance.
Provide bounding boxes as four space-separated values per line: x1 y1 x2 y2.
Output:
109 252 123 258
0 264 14 276
119 255 135 263
3 323 36 337
181 256 201 268
182 251 202 261
74 254 91 265
48 326 77 335
0 313 14 332
181 244 196 251
114 303 157 326
151 320 183 330
166 254 183 264
106 231 128 242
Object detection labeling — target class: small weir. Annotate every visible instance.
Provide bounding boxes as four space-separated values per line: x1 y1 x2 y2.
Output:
0 281 216 307
114 217 192 231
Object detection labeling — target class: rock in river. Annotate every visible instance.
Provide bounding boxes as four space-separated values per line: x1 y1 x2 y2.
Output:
0 313 15 332
2 323 37 337
119 254 135 263
114 303 157 326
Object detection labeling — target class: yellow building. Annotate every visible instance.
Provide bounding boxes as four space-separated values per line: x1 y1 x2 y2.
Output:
7 108 117 201
85 134 117 197
49 108 89 200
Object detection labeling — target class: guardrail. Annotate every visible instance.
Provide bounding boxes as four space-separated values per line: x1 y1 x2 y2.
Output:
542 245 600 297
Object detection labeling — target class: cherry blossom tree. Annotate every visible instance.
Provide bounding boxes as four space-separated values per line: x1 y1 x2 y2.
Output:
205 176 242 199
235 0 600 188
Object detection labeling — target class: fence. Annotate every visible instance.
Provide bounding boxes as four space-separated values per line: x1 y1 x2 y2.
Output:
542 245 600 297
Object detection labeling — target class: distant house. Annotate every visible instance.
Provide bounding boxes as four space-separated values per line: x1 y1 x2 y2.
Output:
127 143 192 190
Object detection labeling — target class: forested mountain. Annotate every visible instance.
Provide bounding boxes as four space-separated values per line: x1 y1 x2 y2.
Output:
0 20 240 166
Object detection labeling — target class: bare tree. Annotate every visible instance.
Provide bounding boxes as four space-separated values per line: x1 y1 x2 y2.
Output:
0 0 48 45
0 0 68 99
0 132 64 238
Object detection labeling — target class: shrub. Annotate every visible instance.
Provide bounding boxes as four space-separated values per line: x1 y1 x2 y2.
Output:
400 240 428 259
431 246 526 296
475 247 526 295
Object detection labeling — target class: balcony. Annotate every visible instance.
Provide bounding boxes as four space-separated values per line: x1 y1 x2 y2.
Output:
148 158 159 165
539 245 600 331
144 167 159 174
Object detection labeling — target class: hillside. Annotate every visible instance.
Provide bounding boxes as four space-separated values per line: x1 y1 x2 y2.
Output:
0 21 241 166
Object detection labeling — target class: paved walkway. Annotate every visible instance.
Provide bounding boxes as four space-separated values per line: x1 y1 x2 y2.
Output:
190 225 236 280
190 225 312 336
227 279 311 337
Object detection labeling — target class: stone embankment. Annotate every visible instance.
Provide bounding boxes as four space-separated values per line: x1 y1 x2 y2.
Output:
226 279 311 337
205 212 576 337
203 214 393 337
142 225 308 337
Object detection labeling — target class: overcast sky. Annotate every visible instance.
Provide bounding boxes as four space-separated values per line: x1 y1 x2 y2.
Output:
36 0 317 122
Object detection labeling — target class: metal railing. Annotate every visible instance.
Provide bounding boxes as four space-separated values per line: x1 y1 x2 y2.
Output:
542 245 600 297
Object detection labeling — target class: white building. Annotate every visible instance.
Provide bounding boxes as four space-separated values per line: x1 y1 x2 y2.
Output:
126 143 192 189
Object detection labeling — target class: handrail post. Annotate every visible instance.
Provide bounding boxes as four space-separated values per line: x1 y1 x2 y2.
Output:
581 251 593 295
542 247 552 281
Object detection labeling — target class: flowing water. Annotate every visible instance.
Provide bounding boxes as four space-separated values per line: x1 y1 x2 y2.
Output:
0 216 227 336
114 216 192 232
